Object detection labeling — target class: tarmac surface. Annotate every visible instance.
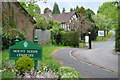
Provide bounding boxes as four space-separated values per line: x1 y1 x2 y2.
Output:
72 48 118 73
52 48 118 78
52 31 119 78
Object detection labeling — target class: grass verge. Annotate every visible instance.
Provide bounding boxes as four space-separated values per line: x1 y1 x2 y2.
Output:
1 50 15 78
39 45 68 72
1 45 67 78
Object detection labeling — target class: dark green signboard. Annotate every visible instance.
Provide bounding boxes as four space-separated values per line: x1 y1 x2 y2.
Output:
9 40 42 60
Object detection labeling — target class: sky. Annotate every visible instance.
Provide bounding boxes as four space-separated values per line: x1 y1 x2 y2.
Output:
36 0 116 14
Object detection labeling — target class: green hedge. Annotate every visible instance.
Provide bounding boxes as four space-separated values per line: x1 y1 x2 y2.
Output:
61 32 79 47
115 24 120 52
50 26 65 45
115 6 120 52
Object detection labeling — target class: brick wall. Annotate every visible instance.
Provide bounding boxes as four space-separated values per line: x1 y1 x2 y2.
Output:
2 2 35 41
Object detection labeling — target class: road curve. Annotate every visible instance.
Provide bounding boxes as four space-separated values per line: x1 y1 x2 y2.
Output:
52 48 118 78
72 48 118 73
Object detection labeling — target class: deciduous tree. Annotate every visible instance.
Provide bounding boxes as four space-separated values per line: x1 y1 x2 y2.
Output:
92 13 112 36
68 7 92 39
44 7 50 14
97 1 118 30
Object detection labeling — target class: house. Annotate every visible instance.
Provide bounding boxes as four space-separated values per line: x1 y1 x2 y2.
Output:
43 9 78 31
2 2 36 41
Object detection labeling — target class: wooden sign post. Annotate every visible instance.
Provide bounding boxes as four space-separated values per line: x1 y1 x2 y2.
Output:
34 36 39 72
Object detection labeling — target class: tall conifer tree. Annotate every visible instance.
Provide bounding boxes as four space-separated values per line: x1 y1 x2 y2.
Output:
62 8 65 13
52 2 60 14
70 8 73 12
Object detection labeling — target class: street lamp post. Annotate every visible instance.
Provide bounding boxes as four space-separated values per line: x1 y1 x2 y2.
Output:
88 32 92 49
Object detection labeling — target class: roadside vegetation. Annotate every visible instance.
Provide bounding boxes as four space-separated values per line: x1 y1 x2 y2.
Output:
1 45 81 78
92 32 113 43
1 0 119 79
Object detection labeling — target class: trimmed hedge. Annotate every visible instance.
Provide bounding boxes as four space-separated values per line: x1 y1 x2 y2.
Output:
115 7 120 52
61 32 79 47
115 8 120 52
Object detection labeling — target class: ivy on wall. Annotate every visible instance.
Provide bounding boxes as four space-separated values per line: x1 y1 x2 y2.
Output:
2 3 26 50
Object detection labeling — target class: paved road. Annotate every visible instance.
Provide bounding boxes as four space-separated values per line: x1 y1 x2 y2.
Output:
78 31 118 73
92 31 115 49
72 48 118 73
92 41 115 49
52 31 119 78
52 48 118 78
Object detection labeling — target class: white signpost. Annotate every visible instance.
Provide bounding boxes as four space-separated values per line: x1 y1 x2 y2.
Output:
98 31 104 36
85 36 89 43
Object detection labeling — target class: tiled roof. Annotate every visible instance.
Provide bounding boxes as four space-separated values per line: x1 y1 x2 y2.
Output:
43 11 76 23
51 11 76 23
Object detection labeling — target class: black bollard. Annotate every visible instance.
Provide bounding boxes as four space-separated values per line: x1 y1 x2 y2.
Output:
88 32 92 49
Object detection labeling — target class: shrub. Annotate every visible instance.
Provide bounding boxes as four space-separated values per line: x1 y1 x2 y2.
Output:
58 67 80 78
51 26 65 45
34 18 47 30
60 72 80 78
115 8 120 52
59 67 74 73
16 56 34 76
61 31 79 47
79 40 85 43
2 28 26 50
45 60 61 72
